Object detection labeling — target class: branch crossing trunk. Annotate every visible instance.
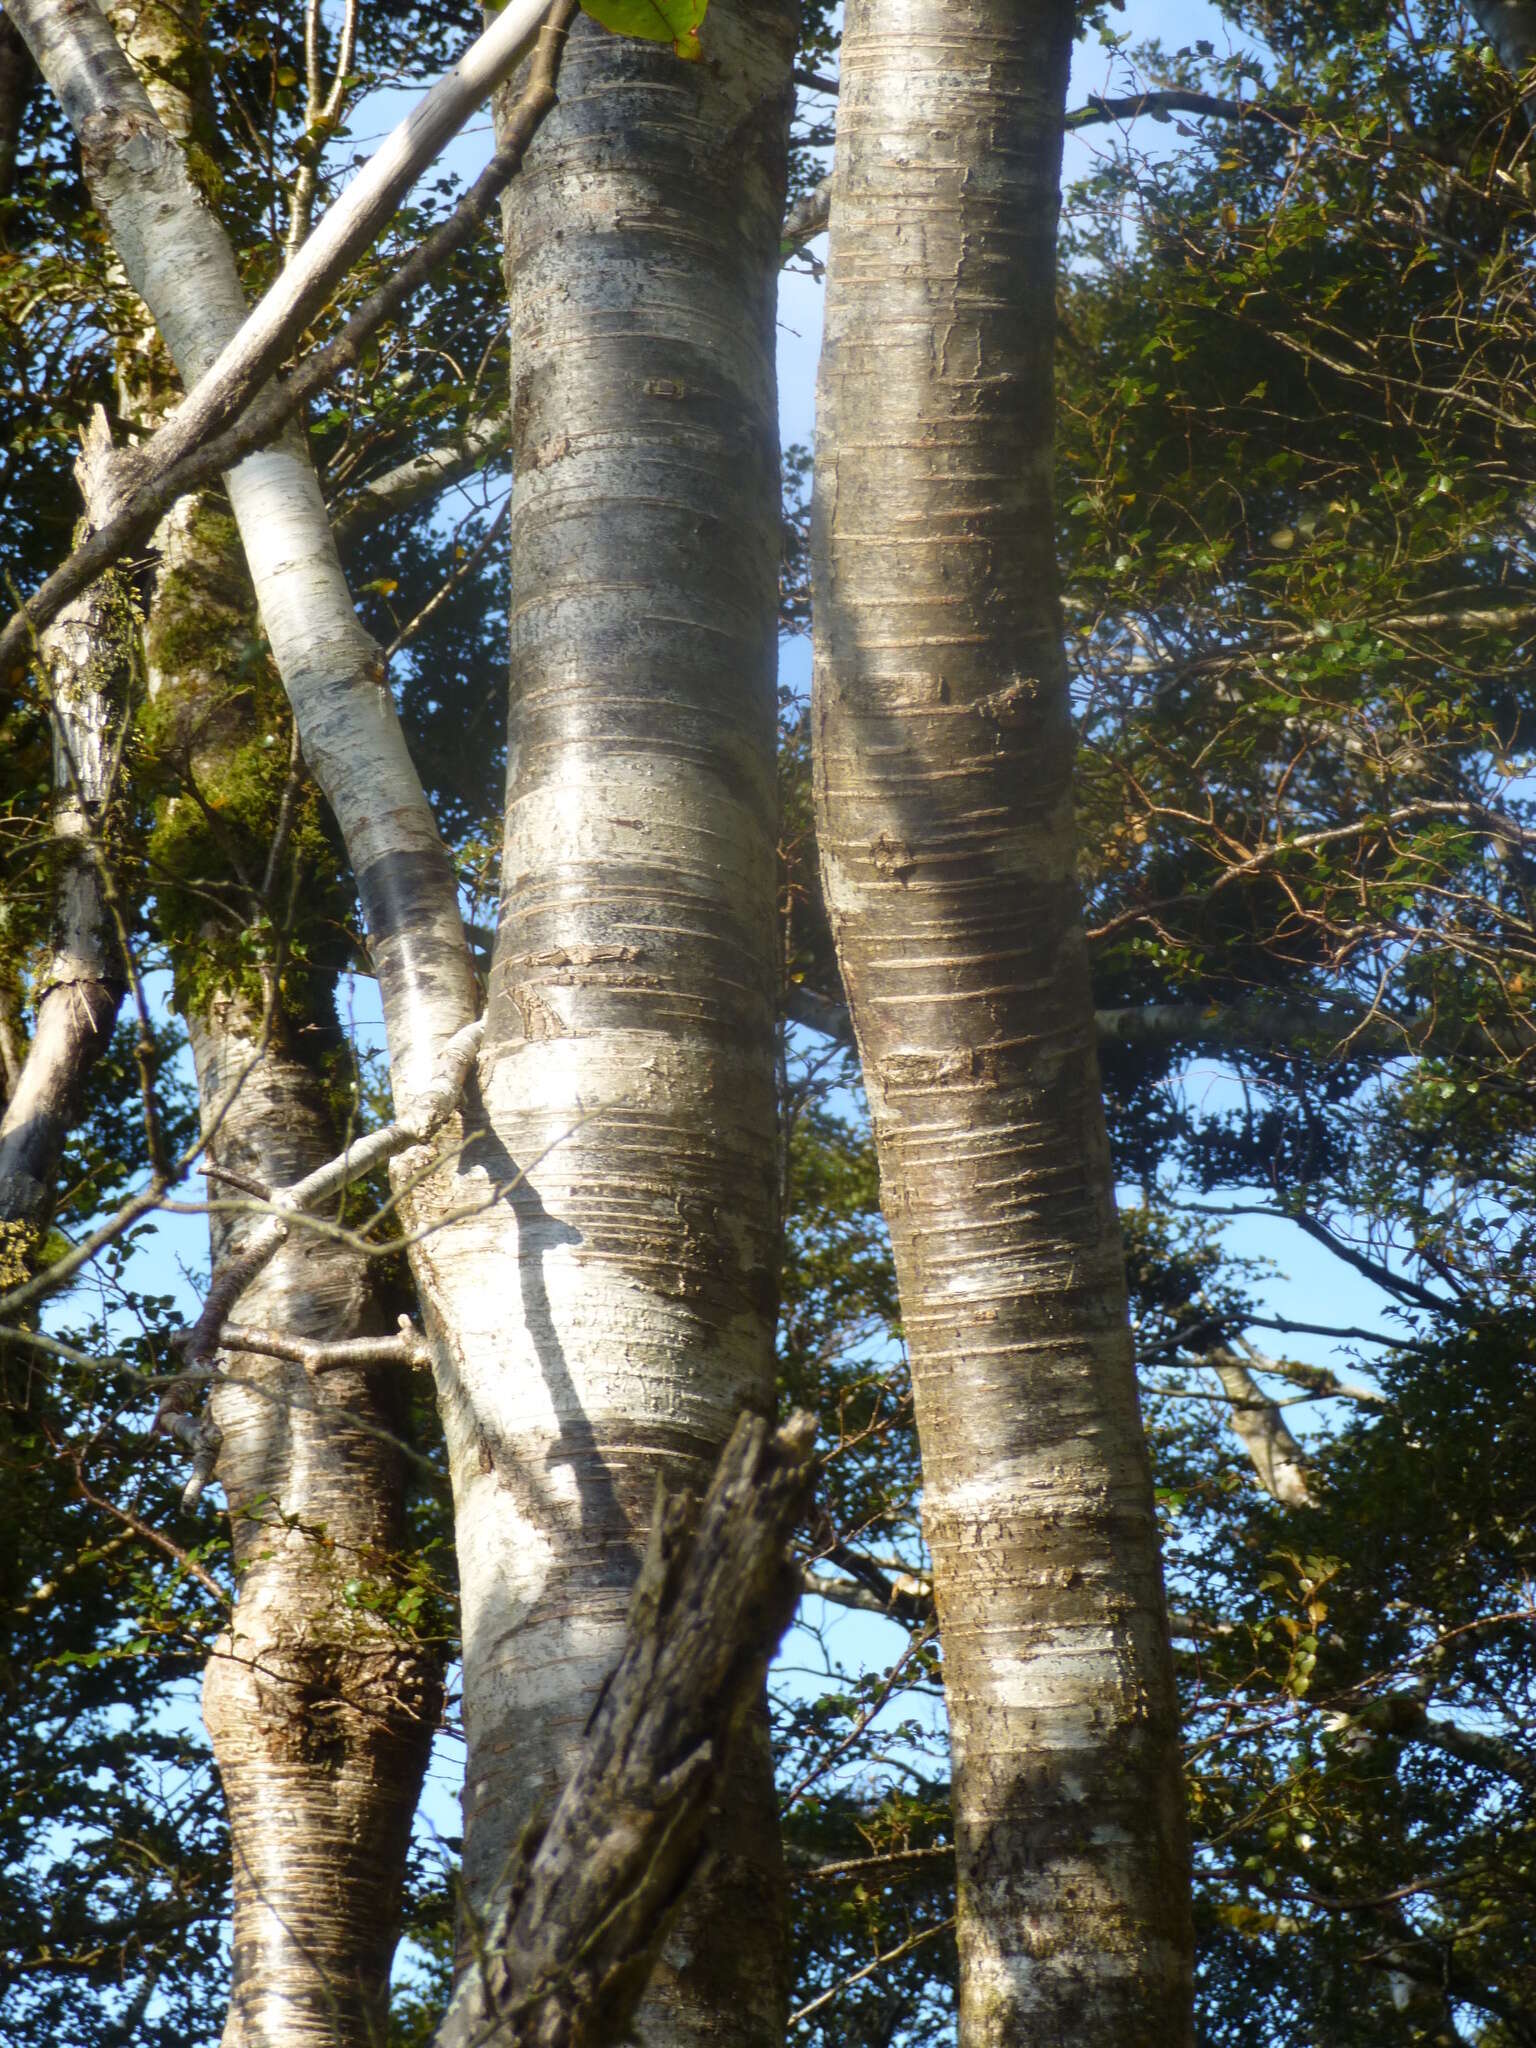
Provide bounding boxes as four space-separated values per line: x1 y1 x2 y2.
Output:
392 11 801 2042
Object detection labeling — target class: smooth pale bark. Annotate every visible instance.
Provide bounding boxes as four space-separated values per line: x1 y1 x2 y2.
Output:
90 0 552 489
0 424 128 1226
6 0 478 1103
17 8 799 2040
1203 1349 1312 1506
395 12 799 2042
810 3 1194 2043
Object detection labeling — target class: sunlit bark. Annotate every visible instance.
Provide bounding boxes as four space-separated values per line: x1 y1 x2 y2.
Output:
811 2 1194 2040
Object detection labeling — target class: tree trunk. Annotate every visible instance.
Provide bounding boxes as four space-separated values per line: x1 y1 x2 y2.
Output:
393 14 799 2041
5 0 479 1109
77 11 445 2040
192 998 441 2048
143 489 445 2048
15 5 800 2037
809 4 1194 2043
0 421 129 1228
1470 0 1536 124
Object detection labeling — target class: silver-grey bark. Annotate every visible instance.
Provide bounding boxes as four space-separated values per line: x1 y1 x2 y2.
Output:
810 1 1194 2040
401 15 800 2041
438 1412 816 2048
68 8 447 2034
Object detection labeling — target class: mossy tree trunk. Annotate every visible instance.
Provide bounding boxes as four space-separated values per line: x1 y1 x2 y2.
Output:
97 10 445 2043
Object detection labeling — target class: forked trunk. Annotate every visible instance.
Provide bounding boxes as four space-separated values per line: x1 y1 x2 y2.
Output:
810 4 1194 2042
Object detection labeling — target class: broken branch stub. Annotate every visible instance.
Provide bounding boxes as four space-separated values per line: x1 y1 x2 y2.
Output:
438 1409 819 2048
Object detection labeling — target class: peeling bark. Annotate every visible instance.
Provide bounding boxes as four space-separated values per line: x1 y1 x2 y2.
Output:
810 3 1194 2042
191 998 442 2048
438 1412 816 2048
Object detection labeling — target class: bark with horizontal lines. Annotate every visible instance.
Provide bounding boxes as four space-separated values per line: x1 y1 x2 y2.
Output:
811 2 1194 2040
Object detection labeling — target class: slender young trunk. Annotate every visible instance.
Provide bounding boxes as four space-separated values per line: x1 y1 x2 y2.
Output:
810 5 1194 2043
400 11 798 2039
0 424 129 1227
6 0 479 1105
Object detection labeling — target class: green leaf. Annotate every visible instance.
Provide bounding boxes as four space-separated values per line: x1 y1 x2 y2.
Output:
579 0 708 59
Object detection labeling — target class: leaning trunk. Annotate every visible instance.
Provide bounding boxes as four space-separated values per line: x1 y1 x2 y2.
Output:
810 4 1194 2043
394 12 799 2040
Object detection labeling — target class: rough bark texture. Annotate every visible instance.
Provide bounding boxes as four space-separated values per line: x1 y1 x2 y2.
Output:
192 1001 442 2048
401 11 800 2042
0 424 129 1227
17 8 799 2042
810 3 1194 2043
439 1412 817 2048
146 495 444 2048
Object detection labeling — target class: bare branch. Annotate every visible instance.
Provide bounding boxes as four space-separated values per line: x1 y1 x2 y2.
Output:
1196 1346 1313 1506
788 979 1536 1068
329 413 510 547
219 1315 431 1374
174 1015 484 1374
